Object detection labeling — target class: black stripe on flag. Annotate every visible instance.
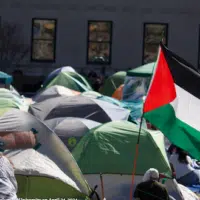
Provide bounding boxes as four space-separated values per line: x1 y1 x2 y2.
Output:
161 42 200 99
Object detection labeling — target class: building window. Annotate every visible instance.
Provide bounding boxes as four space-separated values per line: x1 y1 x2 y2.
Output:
31 18 57 62
143 23 168 64
87 21 112 64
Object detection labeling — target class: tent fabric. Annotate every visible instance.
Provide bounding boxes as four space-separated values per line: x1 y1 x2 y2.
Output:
45 117 101 151
81 93 144 124
112 84 124 100
100 71 126 96
83 94 144 124
43 66 76 87
0 89 29 112
6 149 79 190
0 71 13 84
33 85 80 102
15 175 84 199
0 99 21 117
0 109 91 196
123 63 154 102
44 72 92 92
5 149 87 199
178 184 199 200
0 89 25 105
0 155 18 200
126 62 155 77
82 91 102 98
29 96 130 123
72 121 171 176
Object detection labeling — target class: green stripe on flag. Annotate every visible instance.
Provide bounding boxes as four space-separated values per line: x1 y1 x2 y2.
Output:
144 104 200 160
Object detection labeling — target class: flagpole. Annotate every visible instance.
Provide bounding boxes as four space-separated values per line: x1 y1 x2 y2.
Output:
129 112 144 200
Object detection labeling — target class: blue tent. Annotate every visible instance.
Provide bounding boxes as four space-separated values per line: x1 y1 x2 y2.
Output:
0 71 13 84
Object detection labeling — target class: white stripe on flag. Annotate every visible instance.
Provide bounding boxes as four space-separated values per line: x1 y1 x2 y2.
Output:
170 85 200 132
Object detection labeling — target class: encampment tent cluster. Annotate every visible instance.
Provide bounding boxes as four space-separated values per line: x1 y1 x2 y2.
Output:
0 58 199 200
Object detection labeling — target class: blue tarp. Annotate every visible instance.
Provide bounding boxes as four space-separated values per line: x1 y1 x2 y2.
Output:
0 71 13 84
96 95 146 127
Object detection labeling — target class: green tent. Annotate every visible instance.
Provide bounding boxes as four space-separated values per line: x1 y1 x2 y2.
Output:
126 62 155 77
100 71 126 96
16 175 86 199
0 99 22 117
44 72 93 92
0 89 29 113
13 150 88 199
72 121 171 176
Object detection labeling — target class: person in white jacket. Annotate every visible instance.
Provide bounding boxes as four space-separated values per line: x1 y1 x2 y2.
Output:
169 147 200 186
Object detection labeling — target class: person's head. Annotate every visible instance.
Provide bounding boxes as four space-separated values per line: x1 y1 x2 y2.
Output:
143 168 159 182
167 144 176 155
176 147 189 164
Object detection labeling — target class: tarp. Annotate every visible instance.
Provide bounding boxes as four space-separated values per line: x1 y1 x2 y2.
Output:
33 85 80 102
43 72 92 92
123 63 154 102
112 84 124 100
100 71 126 96
29 96 130 123
45 117 101 151
0 109 91 198
0 71 13 84
72 121 171 176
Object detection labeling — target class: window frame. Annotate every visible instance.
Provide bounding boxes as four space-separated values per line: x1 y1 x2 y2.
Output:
30 18 57 62
86 20 113 65
142 22 168 64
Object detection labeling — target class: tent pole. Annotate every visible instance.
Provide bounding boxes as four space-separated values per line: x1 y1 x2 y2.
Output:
129 113 144 200
100 173 105 200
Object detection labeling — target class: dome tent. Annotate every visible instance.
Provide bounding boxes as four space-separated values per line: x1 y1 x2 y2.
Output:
100 71 126 97
29 96 130 123
43 66 76 87
73 121 171 175
72 121 183 200
5 149 87 199
43 71 93 92
33 85 80 103
0 108 91 199
45 117 101 151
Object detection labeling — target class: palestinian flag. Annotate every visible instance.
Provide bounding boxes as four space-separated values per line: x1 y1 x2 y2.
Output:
143 43 200 160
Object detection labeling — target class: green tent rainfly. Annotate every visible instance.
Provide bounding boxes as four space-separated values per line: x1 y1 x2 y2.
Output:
72 121 172 176
126 62 155 77
44 72 93 92
100 71 127 96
